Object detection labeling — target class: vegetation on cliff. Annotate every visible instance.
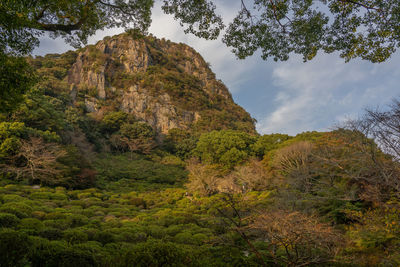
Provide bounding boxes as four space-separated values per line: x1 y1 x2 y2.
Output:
28 33 256 135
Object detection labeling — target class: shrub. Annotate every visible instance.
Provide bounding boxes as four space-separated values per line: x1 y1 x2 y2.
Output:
93 231 115 245
122 240 193 266
0 213 20 228
45 212 67 220
63 229 89 244
129 197 146 208
31 211 46 220
72 242 111 265
0 202 32 218
66 214 89 228
52 192 68 200
18 218 44 233
39 227 63 240
101 111 131 134
0 229 30 267
43 219 70 230
29 238 96 267
29 238 67 267
2 194 26 203
191 233 208 245
174 231 192 244
95 153 187 185
30 192 53 200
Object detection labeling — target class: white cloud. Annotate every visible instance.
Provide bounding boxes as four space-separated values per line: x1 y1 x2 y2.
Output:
257 53 400 135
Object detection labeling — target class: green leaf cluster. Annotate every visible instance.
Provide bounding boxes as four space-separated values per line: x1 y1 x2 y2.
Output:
194 130 257 169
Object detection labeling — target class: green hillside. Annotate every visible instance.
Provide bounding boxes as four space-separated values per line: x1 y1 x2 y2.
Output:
0 34 399 266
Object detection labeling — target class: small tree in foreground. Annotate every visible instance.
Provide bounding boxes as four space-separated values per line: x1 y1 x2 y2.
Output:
6 137 66 185
186 160 222 196
250 210 342 266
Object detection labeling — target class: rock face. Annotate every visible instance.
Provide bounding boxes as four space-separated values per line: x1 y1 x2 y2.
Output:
66 33 255 134
120 85 199 133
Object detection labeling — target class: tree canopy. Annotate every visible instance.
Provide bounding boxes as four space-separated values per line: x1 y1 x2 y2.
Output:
0 53 36 112
1 0 399 62
0 0 223 55
194 130 256 169
224 0 400 62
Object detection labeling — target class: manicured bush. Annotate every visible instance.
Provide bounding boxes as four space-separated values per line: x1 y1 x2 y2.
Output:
29 238 96 267
2 194 26 203
45 212 67 220
38 227 63 240
122 240 193 266
95 153 187 185
30 192 54 200
29 238 68 267
0 229 30 267
174 231 192 244
0 212 20 228
63 229 89 244
31 211 46 220
51 192 68 200
66 214 89 228
93 231 115 245
43 219 70 230
18 218 44 233
0 202 32 218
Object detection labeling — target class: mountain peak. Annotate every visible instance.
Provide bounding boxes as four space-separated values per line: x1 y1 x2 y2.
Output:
38 33 256 134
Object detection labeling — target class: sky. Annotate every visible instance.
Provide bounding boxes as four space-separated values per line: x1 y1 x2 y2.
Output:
33 1 400 136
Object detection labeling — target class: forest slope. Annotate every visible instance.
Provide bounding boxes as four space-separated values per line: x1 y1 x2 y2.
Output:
0 34 399 266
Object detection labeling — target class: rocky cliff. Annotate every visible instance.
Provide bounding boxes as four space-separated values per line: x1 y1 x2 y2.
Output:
32 33 255 135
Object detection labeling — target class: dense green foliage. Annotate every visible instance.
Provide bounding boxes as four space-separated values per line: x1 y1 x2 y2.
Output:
0 53 36 112
194 130 257 169
1 62 400 264
94 153 187 189
251 133 291 158
224 0 400 62
1 105 400 266
164 128 198 159
0 183 273 266
2 0 399 62
1 15 400 264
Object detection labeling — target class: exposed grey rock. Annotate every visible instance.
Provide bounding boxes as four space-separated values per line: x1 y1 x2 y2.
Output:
65 34 254 134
